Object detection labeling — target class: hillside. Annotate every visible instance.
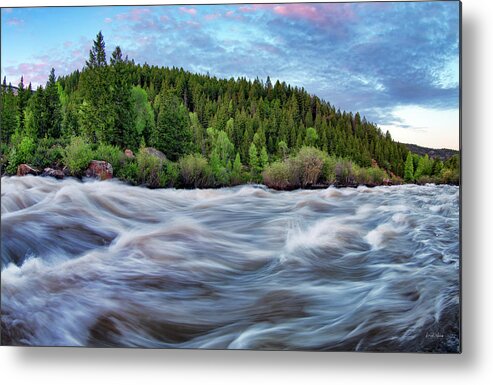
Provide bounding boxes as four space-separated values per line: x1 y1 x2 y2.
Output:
404 143 459 161
1 32 459 187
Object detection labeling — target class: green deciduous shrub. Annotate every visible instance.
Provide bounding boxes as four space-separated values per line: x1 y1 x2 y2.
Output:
178 153 211 188
62 136 94 176
295 146 325 187
118 159 138 185
136 148 164 188
6 135 36 174
334 159 355 185
93 143 123 174
263 161 295 190
31 138 67 170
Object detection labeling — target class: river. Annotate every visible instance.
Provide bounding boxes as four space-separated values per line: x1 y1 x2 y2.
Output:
1 176 460 351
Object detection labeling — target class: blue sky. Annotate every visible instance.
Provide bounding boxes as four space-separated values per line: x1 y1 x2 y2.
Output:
1 2 460 149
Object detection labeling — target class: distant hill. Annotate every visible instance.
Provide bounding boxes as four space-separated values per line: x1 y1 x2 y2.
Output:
404 143 459 161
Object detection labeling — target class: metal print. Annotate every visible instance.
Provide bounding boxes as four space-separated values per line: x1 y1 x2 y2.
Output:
0 1 461 352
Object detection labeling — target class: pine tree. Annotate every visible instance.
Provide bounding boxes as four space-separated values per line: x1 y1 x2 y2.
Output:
404 152 415 182
86 31 107 69
1 80 19 143
152 91 191 161
232 152 242 183
80 32 114 143
248 142 259 180
110 46 136 148
45 68 62 138
17 76 30 131
259 146 269 170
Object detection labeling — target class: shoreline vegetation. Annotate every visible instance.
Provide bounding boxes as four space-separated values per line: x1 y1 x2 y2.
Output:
1 32 460 190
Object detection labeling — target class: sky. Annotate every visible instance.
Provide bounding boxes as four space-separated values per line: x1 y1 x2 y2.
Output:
1 1 460 150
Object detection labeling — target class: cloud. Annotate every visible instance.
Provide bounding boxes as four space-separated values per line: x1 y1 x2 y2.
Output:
204 13 221 21
104 17 112 24
6 17 24 26
179 7 197 16
3 36 92 87
2 1 459 140
272 3 355 24
116 8 151 22
4 62 51 85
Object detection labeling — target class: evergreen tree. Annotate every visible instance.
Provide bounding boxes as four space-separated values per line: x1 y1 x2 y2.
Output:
45 68 62 138
259 146 269 170
231 152 242 183
17 76 30 131
248 142 259 179
86 31 107 69
110 46 136 148
404 152 415 182
79 32 114 143
1 80 19 143
152 91 191 160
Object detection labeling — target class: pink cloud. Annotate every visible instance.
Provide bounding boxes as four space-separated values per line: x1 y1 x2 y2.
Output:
255 42 281 55
71 49 83 57
116 8 151 22
238 6 256 13
272 4 355 24
4 62 51 86
224 10 243 21
4 38 92 87
186 20 201 28
179 7 197 16
160 15 170 22
204 13 221 21
104 17 112 23
6 17 24 26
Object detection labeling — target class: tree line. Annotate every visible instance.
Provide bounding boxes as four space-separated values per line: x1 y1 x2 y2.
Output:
0 32 459 188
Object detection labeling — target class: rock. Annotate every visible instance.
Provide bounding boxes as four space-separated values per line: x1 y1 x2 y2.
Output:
62 166 71 176
124 149 135 158
85 160 113 180
41 168 64 179
16 164 39 176
142 147 166 160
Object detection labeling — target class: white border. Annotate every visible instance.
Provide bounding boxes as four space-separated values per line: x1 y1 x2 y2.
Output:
2 1 492 384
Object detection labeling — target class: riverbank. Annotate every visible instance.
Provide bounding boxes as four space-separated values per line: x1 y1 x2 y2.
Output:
2 170 460 192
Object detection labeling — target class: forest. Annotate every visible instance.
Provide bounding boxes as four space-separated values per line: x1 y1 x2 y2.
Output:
0 32 460 189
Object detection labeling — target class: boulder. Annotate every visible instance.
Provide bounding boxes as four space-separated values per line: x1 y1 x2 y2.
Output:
124 149 135 159
85 160 113 180
41 168 64 179
16 164 39 176
142 147 166 160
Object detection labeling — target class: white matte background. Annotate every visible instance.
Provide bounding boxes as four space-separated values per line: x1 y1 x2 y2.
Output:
1 0 491 384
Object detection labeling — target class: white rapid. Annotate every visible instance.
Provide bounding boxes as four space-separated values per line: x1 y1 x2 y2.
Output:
1 176 460 351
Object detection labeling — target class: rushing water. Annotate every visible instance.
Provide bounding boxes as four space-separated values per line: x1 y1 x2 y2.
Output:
1 176 460 351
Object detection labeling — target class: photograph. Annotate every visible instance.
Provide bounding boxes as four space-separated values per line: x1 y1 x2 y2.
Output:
1 1 460 352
